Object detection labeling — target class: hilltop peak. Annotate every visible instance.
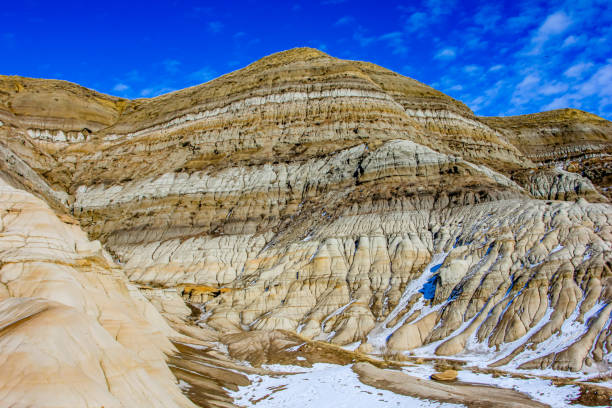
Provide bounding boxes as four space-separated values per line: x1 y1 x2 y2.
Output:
250 47 331 67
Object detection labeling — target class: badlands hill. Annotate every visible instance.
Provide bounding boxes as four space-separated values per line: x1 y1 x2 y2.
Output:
0 47 611 406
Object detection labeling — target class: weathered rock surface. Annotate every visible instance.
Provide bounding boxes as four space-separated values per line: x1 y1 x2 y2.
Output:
431 369 458 381
0 179 196 407
1 47 611 401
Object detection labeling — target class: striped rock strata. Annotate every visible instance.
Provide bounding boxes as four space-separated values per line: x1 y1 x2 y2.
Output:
0 48 611 377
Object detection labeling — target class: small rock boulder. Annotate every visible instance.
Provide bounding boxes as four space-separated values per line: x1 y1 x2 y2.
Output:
431 369 458 381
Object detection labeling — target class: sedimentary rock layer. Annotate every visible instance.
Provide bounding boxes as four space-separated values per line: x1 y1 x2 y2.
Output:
1 48 611 379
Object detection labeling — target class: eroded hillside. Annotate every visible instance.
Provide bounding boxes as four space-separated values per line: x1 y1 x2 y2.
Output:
1 48 611 406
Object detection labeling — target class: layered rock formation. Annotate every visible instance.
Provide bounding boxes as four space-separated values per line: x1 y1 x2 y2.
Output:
1 47 611 399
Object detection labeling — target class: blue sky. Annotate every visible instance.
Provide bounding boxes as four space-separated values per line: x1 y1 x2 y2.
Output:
2 0 611 119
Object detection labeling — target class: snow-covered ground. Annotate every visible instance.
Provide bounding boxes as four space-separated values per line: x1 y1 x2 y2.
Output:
230 363 464 407
230 361 600 408
400 363 587 407
230 249 610 408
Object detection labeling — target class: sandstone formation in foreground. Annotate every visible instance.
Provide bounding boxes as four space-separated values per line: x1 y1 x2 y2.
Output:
0 48 611 406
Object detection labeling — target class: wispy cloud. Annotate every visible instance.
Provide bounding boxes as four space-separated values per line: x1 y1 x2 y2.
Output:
528 11 572 54
434 47 456 60
463 65 481 74
404 12 427 32
510 73 541 106
562 35 582 48
564 62 593 78
353 29 376 47
539 82 568 95
379 32 407 55
113 83 129 92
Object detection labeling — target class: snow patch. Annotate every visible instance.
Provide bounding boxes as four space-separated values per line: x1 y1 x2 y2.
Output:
231 363 464 407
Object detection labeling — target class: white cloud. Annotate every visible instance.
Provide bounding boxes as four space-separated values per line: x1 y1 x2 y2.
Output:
542 94 575 111
489 64 504 72
405 12 427 32
463 34 488 50
563 62 593 78
540 62 612 116
469 96 486 111
379 32 407 55
463 65 481 74
434 47 456 60
523 11 573 55
539 82 568 95
562 35 581 47
578 62 612 98
113 83 129 92
532 11 572 44
538 11 572 37
511 73 540 106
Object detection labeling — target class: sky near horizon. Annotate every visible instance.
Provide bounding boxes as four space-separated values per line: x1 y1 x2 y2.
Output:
2 0 611 119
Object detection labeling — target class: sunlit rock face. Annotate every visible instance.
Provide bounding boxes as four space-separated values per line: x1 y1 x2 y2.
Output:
1 47 611 376
0 180 195 407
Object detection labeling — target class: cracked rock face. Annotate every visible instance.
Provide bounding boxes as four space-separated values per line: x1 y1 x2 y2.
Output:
1 47 611 382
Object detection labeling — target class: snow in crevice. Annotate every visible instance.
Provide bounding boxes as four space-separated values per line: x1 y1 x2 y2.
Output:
321 300 356 333
367 252 449 349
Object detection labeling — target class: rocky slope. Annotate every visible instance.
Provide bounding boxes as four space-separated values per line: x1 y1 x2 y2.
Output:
1 47 611 404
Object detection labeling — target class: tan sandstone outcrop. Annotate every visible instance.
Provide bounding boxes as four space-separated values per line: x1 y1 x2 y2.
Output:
0 179 195 407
